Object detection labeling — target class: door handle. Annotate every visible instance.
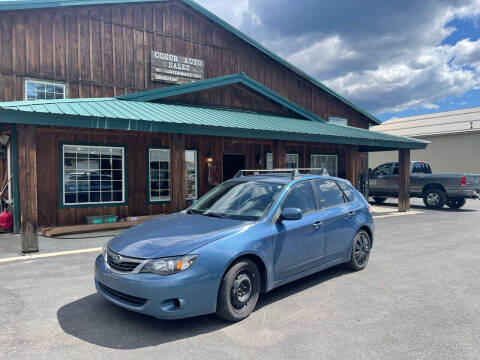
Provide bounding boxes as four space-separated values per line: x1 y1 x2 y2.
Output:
346 211 355 218
313 221 323 230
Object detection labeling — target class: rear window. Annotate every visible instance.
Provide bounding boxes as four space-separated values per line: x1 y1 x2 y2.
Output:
412 162 432 174
315 180 345 208
338 182 355 202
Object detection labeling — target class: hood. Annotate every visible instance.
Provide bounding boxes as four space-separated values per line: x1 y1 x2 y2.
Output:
108 213 251 258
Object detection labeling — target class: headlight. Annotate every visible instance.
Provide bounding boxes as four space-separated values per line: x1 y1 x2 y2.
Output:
140 255 198 276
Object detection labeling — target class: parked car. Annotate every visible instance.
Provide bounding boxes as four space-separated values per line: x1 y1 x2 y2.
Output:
369 161 480 209
94 170 374 322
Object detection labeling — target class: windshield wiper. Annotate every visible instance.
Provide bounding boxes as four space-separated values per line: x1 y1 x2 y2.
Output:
203 212 229 219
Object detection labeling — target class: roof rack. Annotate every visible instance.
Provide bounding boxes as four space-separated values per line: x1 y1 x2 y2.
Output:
233 168 329 180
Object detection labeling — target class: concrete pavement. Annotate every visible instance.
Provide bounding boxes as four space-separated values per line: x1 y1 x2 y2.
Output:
0 199 479 359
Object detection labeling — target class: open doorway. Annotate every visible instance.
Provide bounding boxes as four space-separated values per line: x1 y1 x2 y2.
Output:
223 154 246 181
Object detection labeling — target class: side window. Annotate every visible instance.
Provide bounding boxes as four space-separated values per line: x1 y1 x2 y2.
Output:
315 180 345 208
392 163 399 175
338 182 355 202
281 182 316 214
373 163 393 176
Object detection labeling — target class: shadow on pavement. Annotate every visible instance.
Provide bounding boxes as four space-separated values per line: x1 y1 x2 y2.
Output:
57 265 351 349
256 264 350 310
57 294 228 349
369 201 476 212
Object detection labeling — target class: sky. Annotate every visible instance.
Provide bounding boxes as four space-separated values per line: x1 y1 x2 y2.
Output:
196 0 480 121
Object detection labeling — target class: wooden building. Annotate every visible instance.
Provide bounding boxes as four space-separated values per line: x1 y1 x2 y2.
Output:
0 0 427 251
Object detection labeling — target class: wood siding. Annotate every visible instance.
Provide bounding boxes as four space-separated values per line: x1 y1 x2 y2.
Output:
35 126 351 227
0 1 369 128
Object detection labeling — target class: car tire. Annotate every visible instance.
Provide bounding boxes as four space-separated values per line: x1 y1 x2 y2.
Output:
446 197 466 209
216 259 261 322
423 188 446 209
347 230 371 271
372 196 387 204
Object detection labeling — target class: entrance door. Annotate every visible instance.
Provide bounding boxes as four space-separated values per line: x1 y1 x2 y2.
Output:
223 154 246 181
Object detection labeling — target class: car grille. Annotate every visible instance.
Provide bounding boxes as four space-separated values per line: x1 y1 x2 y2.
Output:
98 282 147 306
106 249 144 273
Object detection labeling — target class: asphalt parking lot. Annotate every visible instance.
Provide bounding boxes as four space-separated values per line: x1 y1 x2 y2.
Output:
1 199 479 360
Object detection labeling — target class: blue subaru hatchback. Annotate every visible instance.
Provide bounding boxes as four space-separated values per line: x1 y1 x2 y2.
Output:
95 170 374 322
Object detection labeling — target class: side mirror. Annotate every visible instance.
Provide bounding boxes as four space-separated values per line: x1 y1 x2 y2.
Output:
280 208 303 221
368 168 373 175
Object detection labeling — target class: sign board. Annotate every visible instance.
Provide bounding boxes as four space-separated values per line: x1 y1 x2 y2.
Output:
151 51 205 84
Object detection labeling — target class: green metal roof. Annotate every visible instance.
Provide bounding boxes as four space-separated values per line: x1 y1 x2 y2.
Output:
117 73 324 122
0 97 427 149
0 0 382 125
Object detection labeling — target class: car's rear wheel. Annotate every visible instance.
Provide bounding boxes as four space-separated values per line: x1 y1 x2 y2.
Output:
348 230 371 271
446 197 466 209
372 196 387 204
216 259 260 322
423 188 446 209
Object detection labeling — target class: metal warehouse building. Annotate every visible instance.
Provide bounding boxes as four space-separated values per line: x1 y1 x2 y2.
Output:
0 0 426 252
370 107 480 173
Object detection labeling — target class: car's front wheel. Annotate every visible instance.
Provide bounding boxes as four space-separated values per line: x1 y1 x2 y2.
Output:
216 259 261 322
348 230 371 271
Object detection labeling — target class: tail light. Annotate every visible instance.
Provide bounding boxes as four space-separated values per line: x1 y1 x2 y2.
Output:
460 176 467 187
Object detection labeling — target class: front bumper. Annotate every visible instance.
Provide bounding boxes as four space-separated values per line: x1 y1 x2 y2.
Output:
94 255 219 320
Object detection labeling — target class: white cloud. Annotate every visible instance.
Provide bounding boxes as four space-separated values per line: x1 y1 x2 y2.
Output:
197 0 480 114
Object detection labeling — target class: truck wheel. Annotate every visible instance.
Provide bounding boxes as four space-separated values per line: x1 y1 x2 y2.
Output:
216 259 260 322
446 197 466 209
423 188 446 209
372 197 387 204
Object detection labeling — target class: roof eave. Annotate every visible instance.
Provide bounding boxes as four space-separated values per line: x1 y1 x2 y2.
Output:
0 107 427 150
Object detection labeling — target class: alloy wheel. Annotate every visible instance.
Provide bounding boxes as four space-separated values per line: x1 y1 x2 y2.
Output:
427 193 440 206
354 233 370 266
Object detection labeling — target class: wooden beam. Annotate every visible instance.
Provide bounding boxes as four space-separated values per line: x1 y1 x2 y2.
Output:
346 145 359 188
17 125 39 253
170 133 186 212
398 149 411 212
273 140 286 169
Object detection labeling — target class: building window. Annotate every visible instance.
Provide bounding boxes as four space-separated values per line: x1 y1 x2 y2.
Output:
328 116 348 126
285 153 299 169
311 154 338 177
148 148 171 202
265 152 273 170
25 79 67 101
185 149 198 200
62 145 125 206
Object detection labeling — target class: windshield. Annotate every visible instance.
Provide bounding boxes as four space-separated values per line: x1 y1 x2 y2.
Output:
189 181 285 221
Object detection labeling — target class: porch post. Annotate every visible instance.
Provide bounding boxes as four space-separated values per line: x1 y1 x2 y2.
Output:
346 145 360 188
273 140 286 169
171 133 186 212
398 149 411 212
17 125 39 253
